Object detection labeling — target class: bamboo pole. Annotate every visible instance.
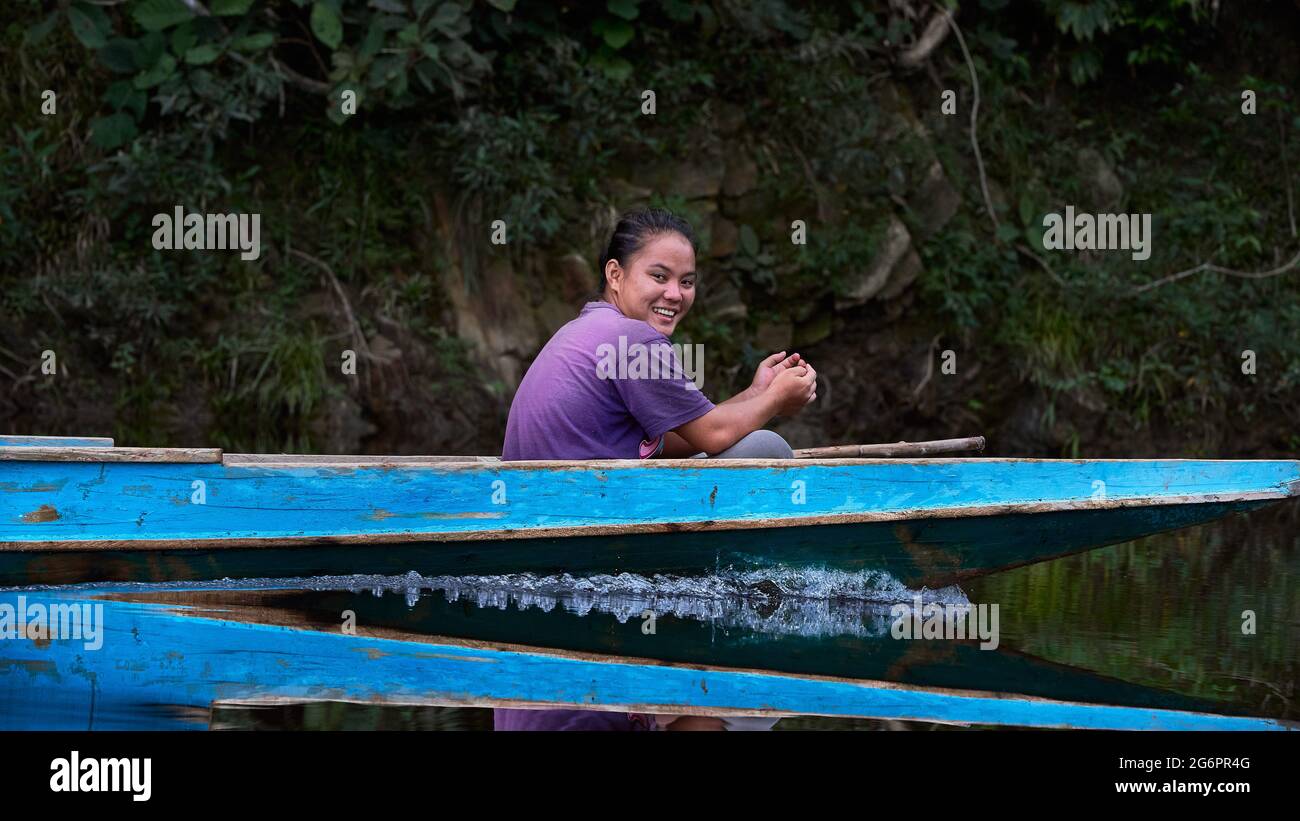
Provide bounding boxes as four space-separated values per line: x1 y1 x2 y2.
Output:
793 436 985 459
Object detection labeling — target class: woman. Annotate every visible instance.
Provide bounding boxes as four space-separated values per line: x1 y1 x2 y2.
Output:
495 207 817 731
502 207 817 463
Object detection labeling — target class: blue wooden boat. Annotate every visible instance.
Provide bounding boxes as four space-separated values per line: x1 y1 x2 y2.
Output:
0 586 1293 731
1 436 1297 586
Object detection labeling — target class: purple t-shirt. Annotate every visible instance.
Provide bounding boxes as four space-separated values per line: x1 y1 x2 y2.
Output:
501 301 714 461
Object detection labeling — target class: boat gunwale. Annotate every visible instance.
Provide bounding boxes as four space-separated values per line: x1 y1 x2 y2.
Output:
0 436 114 447
0 446 221 463
0 488 1289 552
217 456 1300 470
2 449 1299 469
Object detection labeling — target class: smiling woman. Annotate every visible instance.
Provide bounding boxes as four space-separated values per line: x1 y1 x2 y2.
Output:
496 207 818 731
500 207 818 464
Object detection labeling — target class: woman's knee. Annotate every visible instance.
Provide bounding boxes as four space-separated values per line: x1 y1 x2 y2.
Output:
714 429 793 459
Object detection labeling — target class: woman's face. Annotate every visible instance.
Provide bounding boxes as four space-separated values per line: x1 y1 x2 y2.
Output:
605 232 696 336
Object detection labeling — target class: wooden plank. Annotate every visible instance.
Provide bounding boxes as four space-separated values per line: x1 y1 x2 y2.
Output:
794 437 985 458
0 435 114 448
0 446 221 463
455 456 1300 470
224 453 500 465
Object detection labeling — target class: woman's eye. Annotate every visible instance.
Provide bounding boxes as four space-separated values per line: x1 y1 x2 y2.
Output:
652 273 666 282
683 280 695 289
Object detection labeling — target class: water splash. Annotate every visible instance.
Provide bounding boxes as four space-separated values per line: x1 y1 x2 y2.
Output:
5 567 972 639
408 568 970 638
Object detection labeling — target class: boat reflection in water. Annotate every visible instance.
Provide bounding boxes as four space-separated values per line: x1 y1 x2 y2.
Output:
1 564 1294 731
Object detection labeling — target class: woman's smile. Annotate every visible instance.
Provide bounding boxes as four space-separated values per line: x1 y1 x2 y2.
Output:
650 305 679 327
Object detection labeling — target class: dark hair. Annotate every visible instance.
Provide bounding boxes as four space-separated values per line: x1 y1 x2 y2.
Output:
598 207 696 295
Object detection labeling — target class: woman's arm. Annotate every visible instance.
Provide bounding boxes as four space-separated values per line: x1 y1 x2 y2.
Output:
672 365 815 455
659 431 699 458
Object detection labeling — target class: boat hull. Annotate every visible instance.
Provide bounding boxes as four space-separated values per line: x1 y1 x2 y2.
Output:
1 455 1296 586
0 499 1278 587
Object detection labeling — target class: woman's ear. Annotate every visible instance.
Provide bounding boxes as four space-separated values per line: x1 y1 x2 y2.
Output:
604 259 621 293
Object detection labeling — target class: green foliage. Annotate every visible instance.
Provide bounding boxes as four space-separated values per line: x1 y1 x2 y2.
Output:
1 0 1297 454
1003 0 1215 85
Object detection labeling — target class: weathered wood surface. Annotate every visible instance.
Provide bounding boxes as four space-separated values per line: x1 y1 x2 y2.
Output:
0 589 1291 731
0 435 114 448
224 453 500 465
0 446 222 463
794 437 985 458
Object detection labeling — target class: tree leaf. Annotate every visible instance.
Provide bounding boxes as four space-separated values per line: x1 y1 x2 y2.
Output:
24 11 62 47
414 59 437 91
368 54 405 86
185 44 222 65
486 0 517 10
1018 193 1035 228
311 2 344 49
599 54 631 81
607 0 639 21
661 0 693 23
358 17 385 60
98 39 139 73
132 31 166 72
429 2 466 35
90 112 138 150
104 80 135 111
133 53 178 89
232 32 276 51
397 22 421 45
171 22 197 56
104 81 148 118
68 5 111 49
739 224 759 257
375 13 409 31
592 18 634 50
212 0 256 14
132 0 193 32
